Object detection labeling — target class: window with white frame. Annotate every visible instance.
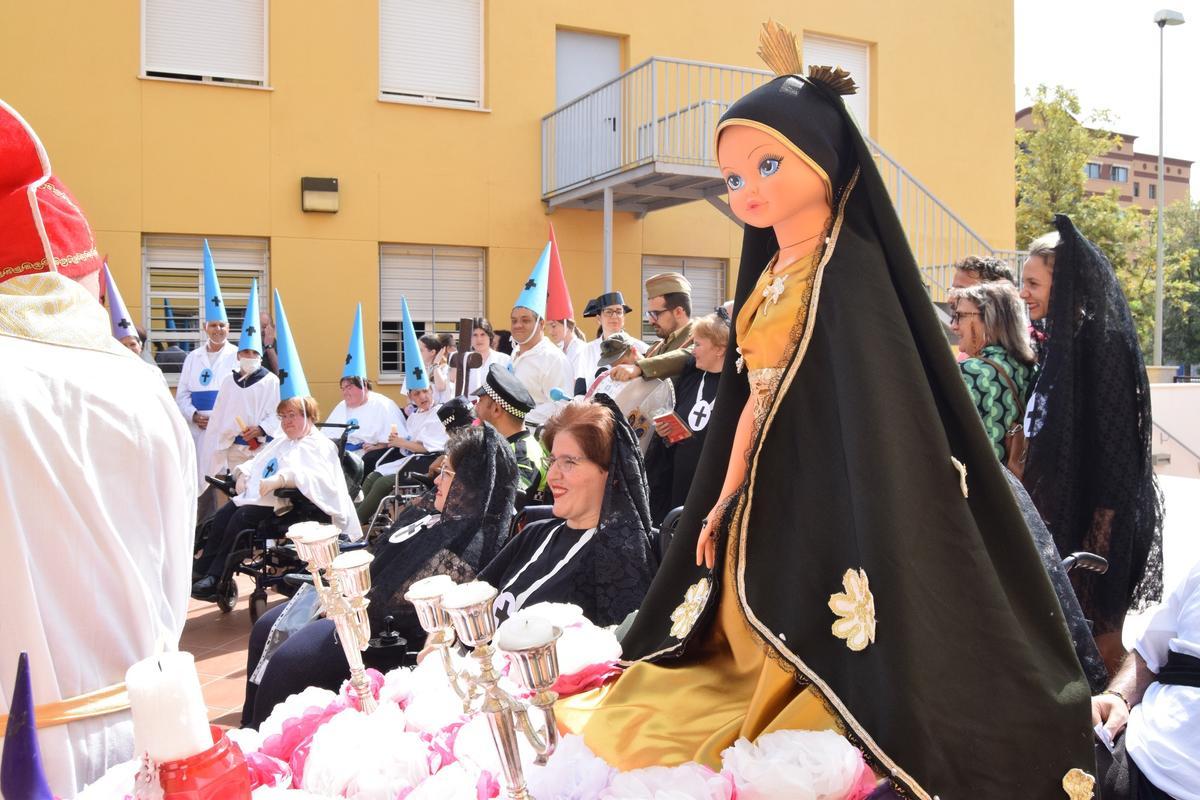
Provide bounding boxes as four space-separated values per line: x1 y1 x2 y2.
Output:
143 0 268 86
802 33 870 134
1084 162 1102 179
143 235 270 382
641 256 727 343
379 245 485 377
379 0 483 108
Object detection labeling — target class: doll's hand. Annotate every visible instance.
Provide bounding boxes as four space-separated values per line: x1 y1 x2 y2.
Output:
695 496 734 569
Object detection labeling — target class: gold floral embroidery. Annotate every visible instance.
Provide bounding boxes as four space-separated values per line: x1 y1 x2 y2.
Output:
747 367 783 423
0 247 99 281
669 578 711 639
1062 768 1095 799
829 568 876 651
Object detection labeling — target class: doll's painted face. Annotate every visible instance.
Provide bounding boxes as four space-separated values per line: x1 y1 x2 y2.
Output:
717 124 828 227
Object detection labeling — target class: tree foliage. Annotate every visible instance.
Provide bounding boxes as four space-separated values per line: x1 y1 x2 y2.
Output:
1015 85 1198 364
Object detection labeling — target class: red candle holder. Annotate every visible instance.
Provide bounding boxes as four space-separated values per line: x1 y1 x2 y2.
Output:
157 725 252 800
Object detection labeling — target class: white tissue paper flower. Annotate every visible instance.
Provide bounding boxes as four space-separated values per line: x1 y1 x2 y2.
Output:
301 704 429 798
554 624 622 676
518 602 585 629
378 663 416 707
257 686 339 740
252 788 334 799
601 762 733 800
77 759 139 799
720 729 864 800
404 761 484 799
452 713 540 776
227 725 264 755
525 734 616 800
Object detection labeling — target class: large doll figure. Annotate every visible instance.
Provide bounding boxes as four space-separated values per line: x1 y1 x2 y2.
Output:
558 23 1095 799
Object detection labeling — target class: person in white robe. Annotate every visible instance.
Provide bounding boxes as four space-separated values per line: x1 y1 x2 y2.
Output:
200 280 281 490
460 318 512 397
191 395 360 599
323 378 406 469
0 97 195 797
508 243 574 425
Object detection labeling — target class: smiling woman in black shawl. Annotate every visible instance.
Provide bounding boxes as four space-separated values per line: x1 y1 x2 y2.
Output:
557 23 1094 799
1020 216 1164 674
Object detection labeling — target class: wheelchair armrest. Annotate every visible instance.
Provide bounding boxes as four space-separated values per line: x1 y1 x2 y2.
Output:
205 474 238 497
274 487 305 501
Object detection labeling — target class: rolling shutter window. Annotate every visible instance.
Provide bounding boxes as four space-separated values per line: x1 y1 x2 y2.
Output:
379 245 485 377
379 0 483 107
142 235 270 382
143 0 267 84
641 257 727 343
802 34 870 134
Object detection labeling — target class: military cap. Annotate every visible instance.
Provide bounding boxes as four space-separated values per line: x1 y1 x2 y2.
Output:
645 272 692 298
598 331 640 367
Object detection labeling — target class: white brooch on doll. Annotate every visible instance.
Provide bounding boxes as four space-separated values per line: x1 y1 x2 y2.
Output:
762 275 787 312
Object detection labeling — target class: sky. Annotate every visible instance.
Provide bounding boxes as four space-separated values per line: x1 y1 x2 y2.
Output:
1014 0 1199 200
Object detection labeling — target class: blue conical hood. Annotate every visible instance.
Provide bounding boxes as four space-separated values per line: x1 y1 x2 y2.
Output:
512 242 551 319
273 289 310 400
342 303 367 380
1 653 54 800
202 239 228 324
400 296 428 391
103 262 137 342
237 279 263 354
163 297 178 330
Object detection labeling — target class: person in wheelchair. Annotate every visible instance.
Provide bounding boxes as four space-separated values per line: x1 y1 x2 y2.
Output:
191 394 359 601
239 423 519 727
355 386 450 527
479 396 658 628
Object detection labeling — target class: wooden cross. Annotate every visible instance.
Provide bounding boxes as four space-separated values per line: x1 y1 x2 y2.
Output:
449 317 483 396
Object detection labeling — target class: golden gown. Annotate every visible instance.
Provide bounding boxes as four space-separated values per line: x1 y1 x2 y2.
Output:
557 251 841 770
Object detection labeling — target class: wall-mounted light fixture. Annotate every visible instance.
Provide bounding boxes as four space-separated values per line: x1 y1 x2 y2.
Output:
301 177 339 213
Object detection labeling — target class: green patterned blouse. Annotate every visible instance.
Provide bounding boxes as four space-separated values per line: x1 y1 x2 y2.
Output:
959 344 1035 462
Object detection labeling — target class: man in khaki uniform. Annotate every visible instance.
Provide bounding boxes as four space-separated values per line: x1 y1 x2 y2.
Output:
610 272 694 382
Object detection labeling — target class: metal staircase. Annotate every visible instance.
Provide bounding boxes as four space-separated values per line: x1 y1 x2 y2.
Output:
541 57 1024 298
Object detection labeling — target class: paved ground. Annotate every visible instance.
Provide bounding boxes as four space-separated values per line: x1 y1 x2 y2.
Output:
180 575 284 728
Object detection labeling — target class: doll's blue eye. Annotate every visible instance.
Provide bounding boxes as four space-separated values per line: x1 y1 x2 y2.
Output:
726 173 744 191
759 158 782 177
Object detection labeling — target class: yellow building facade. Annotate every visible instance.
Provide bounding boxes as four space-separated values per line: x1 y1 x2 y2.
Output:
1 0 1015 411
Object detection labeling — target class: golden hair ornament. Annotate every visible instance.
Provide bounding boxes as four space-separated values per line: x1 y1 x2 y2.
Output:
755 20 859 97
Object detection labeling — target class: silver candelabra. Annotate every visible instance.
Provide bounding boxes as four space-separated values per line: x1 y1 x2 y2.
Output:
290 523 377 714
405 576 562 800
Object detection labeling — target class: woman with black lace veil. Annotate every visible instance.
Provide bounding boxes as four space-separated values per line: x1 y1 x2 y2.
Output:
239 423 518 727
479 395 659 627
557 23 1094 799
1019 216 1164 674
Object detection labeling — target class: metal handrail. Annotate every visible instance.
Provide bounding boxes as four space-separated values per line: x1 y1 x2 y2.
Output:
540 57 1022 295
1154 420 1200 465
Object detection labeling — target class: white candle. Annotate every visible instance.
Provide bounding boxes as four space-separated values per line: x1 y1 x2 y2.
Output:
125 652 213 763
440 580 497 610
288 521 337 543
332 550 373 571
407 574 456 601
495 616 556 651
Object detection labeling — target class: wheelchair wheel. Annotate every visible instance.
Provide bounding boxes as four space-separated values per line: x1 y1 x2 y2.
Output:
216 578 238 614
249 590 269 624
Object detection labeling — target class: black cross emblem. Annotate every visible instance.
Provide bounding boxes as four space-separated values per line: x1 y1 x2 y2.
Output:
691 405 709 428
412 366 424 381
524 279 537 290
345 354 353 365
200 368 212 383
210 295 221 308
263 460 277 478
245 326 256 337
117 317 131 330
278 368 289 381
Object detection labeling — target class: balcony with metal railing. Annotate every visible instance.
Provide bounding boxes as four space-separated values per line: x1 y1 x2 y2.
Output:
541 57 1023 297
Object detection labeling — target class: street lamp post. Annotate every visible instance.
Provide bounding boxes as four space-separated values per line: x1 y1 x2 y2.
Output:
1153 9 1185 367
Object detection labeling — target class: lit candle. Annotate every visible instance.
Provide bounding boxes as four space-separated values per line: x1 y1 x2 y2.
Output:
440 580 497 610
125 652 213 763
495 616 556 651
406 574 456 601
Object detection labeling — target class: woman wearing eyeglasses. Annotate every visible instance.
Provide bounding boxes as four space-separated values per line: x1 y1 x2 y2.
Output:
239 423 519 726
191 395 359 601
948 281 1037 464
480 397 658 627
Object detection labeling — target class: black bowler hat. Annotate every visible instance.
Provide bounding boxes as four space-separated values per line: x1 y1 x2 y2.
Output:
471 364 535 419
583 291 632 317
